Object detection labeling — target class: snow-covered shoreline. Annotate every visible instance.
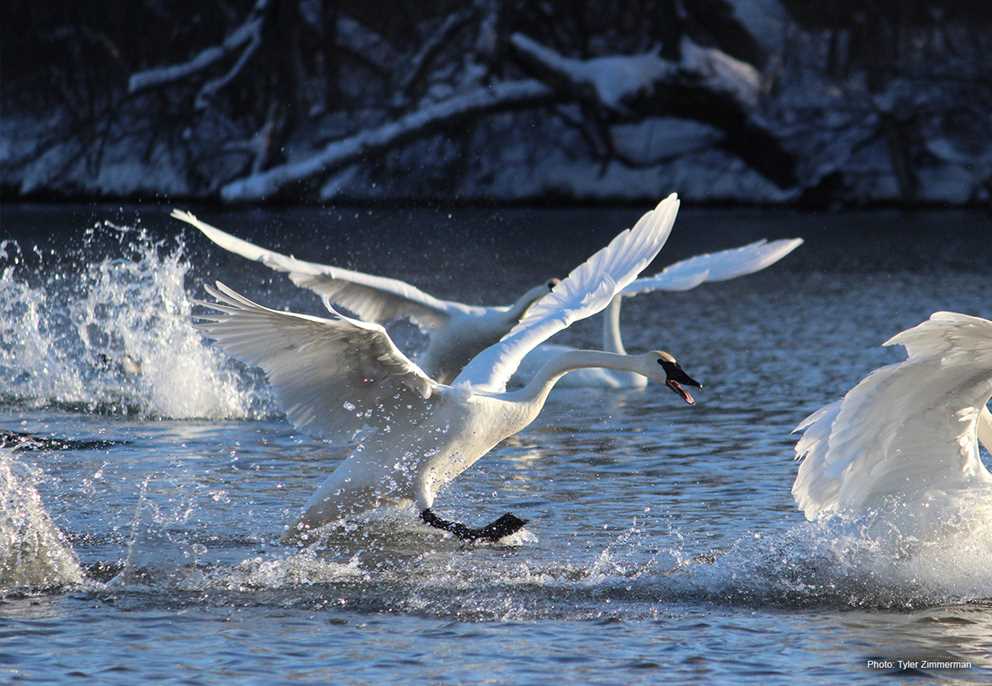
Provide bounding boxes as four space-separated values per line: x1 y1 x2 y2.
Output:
4 2 990 207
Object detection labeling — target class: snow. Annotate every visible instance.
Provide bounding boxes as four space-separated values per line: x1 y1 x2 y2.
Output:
610 118 722 163
128 3 266 94
679 37 761 108
5 1 990 206
509 33 673 110
222 80 551 201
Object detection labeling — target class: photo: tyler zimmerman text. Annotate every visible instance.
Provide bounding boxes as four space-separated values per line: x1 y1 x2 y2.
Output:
867 658 973 672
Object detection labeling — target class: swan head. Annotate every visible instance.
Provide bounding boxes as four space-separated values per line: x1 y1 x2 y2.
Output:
643 351 701 405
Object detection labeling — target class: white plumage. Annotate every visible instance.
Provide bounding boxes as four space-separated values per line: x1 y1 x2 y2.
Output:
197 195 698 543
173 209 557 384
514 238 803 388
792 312 992 522
457 197 681 393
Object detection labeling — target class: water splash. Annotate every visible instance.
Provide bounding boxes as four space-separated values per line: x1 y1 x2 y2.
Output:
0 449 83 591
0 223 265 418
607 496 992 610
76 496 992 619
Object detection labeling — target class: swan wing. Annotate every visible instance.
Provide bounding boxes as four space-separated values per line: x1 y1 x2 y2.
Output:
173 210 453 330
623 238 803 296
792 312 992 520
196 282 437 442
456 194 680 391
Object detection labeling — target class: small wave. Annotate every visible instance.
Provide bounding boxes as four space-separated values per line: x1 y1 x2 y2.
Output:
0 449 83 592
0 223 266 419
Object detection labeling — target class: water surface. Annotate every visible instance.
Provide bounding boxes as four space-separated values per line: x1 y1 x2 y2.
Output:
1 204 990 684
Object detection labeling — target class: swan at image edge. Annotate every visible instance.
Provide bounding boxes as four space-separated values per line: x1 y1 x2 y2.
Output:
171 209 558 384
196 194 701 544
514 237 804 388
792 311 992 527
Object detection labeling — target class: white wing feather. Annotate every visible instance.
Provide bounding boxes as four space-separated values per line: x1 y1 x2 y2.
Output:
173 210 453 330
196 282 437 442
623 238 803 296
792 312 992 521
456 194 680 391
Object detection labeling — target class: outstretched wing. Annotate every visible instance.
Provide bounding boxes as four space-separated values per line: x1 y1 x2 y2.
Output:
197 282 438 442
792 312 992 521
173 210 454 331
623 238 803 296
456 194 680 392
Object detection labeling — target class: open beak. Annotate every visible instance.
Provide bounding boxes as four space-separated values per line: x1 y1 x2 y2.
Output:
663 363 702 406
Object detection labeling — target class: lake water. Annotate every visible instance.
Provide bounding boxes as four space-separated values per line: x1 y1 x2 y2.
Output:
1 204 990 684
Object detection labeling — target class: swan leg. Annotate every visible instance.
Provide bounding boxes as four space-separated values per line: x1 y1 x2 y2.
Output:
420 508 528 542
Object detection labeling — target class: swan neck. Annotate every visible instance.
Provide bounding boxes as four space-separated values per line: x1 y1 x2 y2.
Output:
502 285 546 325
511 350 639 406
602 295 626 354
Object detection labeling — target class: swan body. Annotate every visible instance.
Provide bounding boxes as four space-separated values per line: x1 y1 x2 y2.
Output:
172 209 556 383
514 238 804 388
196 195 699 542
792 312 992 526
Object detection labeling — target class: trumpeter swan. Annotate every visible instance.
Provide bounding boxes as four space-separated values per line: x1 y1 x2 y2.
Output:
196 195 699 543
172 210 558 384
514 238 803 388
793 312 992 525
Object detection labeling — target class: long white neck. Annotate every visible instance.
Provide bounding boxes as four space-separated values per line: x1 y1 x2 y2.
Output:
497 284 546 327
506 349 644 408
602 295 626 354
597 295 645 388
980 404 992 457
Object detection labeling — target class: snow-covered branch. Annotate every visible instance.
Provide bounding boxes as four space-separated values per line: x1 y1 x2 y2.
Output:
128 0 268 95
336 16 399 74
679 38 761 109
508 32 793 186
194 26 262 109
508 32 760 113
399 9 477 96
509 33 674 111
221 80 552 201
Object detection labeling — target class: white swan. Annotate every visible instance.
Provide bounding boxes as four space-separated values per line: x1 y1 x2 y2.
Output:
172 209 558 384
196 195 700 543
792 312 992 526
514 238 804 388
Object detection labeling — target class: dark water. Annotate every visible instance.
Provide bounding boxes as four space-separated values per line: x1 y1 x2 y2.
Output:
0 204 990 684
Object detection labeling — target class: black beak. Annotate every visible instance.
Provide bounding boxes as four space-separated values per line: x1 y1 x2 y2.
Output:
660 360 702 406
547 278 561 291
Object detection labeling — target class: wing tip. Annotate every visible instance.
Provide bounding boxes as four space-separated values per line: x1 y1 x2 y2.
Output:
170 208 196 223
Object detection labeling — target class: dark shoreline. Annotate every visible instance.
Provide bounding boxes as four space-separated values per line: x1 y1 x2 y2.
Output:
3 191 990 212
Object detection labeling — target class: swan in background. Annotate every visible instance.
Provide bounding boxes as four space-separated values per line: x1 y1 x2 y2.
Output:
197 195 700 544
792 312 992 530
514 238 803 388
172 209 558 384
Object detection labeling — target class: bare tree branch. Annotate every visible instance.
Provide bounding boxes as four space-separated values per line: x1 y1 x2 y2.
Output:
221 80 553 201
194 27 263 109
398 8 478 97
128 0 268 95
508 32 796 187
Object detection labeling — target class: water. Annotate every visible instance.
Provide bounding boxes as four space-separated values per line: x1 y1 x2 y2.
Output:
0 204 990 684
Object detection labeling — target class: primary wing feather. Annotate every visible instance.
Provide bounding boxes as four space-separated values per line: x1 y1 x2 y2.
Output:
456 194 680 391
792 312 992 520
173 210 453 330
623 238 803 296
197 282 437 442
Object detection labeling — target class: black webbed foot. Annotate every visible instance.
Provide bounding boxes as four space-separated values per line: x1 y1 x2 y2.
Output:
420 508 528 542
474 512 528 541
